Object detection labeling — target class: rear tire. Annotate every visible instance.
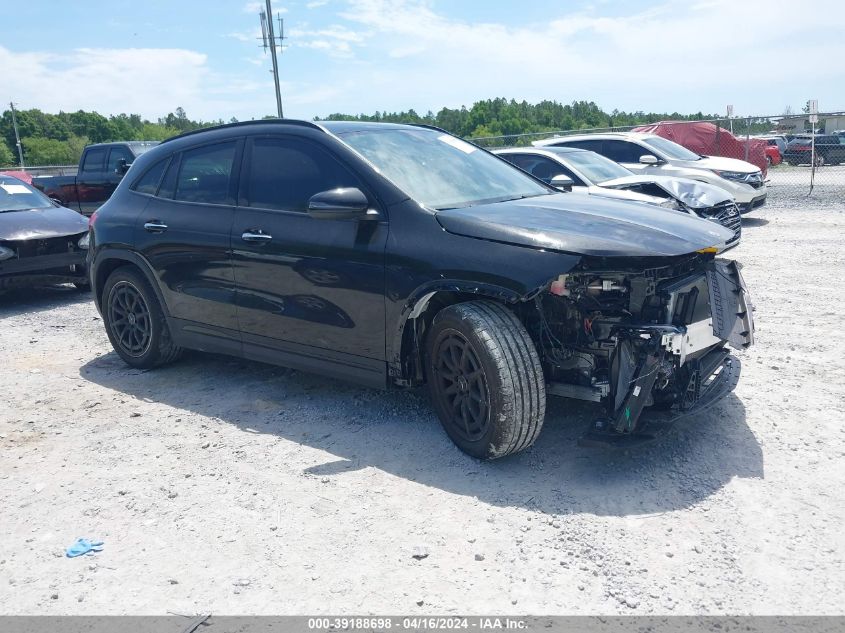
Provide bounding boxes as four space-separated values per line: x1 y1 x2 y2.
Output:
425 300 546 460
102 266 182 369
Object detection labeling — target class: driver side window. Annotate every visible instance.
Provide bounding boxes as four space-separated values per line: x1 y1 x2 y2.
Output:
506 154 583 186
602 140 645 164
243 137 362 212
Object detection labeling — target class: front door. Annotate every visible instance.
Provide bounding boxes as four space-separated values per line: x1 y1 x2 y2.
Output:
134 140 242 343
231 135 387 364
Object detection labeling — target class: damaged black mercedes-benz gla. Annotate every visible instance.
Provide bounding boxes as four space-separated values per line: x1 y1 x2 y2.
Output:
88 120 754 459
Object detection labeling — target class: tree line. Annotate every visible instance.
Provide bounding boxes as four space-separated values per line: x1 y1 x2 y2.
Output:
0 107 233 167
2 98 722 166
320 98 720 145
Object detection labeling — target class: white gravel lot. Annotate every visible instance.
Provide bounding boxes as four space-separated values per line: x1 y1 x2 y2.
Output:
1 170 843 615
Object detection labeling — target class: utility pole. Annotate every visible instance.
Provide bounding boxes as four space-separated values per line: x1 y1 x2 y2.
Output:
260 0 285 118
9 101 24 168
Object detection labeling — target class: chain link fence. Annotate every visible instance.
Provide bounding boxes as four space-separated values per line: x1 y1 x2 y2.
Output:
470 113 845 205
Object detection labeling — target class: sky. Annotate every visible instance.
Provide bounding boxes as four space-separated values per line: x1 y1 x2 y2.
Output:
1 0 843 122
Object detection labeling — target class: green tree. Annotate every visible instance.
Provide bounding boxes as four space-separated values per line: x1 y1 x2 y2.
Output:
21 136 77 165
0 141 16 167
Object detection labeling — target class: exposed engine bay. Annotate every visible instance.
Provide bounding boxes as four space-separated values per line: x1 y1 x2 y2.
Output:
525 253 754 443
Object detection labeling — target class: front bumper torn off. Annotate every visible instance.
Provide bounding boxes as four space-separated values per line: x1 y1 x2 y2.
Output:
579 352 741 448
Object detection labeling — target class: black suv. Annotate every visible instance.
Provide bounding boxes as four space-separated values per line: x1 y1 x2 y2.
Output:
88 120 754 458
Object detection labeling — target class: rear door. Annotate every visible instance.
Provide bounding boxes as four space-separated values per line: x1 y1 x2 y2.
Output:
231 134 388 369
135 140 242 350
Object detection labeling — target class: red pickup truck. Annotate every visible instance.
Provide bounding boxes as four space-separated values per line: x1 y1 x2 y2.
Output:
33 141 159 216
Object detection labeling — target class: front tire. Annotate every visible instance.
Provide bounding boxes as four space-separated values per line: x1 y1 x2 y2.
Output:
102 267 182 369
425 301 546 460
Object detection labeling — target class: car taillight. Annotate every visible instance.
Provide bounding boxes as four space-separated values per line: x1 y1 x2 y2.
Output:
88 211 97 229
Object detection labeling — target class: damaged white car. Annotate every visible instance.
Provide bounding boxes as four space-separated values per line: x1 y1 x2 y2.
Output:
496 146 742 248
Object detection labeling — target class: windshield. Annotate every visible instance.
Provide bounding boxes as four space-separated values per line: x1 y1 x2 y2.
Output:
0 177 53 212
337 128 551 209
642 136 701 161
559 150 632 184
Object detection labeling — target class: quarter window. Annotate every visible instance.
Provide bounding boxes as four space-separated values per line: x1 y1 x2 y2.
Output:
174 142 237 205
81 148 106 172
245 137 361 212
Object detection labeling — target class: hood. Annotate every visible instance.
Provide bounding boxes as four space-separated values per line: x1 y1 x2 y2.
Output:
435 193 734 258
600 175 733 209
0 205 88 241
678 155 759 173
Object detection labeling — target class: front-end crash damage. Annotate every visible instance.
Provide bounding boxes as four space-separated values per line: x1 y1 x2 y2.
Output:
524 253 754 445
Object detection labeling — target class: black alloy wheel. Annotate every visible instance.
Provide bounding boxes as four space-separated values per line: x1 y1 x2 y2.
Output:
108 281 152 357
431 331 491 443
425 300 546 460
102 266 182 369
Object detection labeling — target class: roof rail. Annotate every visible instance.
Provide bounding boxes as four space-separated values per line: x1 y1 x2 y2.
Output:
159 118 324 145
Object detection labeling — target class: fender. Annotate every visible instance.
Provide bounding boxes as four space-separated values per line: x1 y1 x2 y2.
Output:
386 279 527 383
90 247 171 318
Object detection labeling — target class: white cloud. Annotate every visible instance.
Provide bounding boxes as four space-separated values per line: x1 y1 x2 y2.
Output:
332 0 845 116
0 45 270 121
288 24 370 58
306 1 329 8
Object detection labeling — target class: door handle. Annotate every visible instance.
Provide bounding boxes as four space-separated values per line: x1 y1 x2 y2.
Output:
144 221 168 233
241 231 273 243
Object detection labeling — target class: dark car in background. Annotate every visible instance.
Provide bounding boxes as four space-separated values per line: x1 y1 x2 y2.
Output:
783 135 845 166
0 174 89 290
33 141 159 216
88 120 753 459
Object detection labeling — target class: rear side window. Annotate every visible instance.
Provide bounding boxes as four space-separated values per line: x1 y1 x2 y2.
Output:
174 142 237 205
244 137 361 212
81 148 106 172
131 157 170 195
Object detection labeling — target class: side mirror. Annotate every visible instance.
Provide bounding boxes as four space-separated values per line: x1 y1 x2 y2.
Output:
639 154 659 165
550 174 574 191
117 158 132 174
307 188 370 220
50 197 63 207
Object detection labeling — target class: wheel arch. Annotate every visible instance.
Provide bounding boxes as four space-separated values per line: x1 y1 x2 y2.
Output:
91 249 169 317
388 281 531 386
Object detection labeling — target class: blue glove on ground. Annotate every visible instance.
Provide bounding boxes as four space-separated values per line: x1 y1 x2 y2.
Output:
65 538 104 558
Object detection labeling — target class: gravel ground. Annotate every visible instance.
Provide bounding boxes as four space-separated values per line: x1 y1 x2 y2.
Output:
1 174 843 615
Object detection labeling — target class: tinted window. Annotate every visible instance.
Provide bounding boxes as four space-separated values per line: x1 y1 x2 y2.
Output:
174 142 237 205
602 140 645 163
557 139 603 153
81 148 106 172
503 154 580 185
245 137 361 212
107 146 135 173
131 157 170 195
